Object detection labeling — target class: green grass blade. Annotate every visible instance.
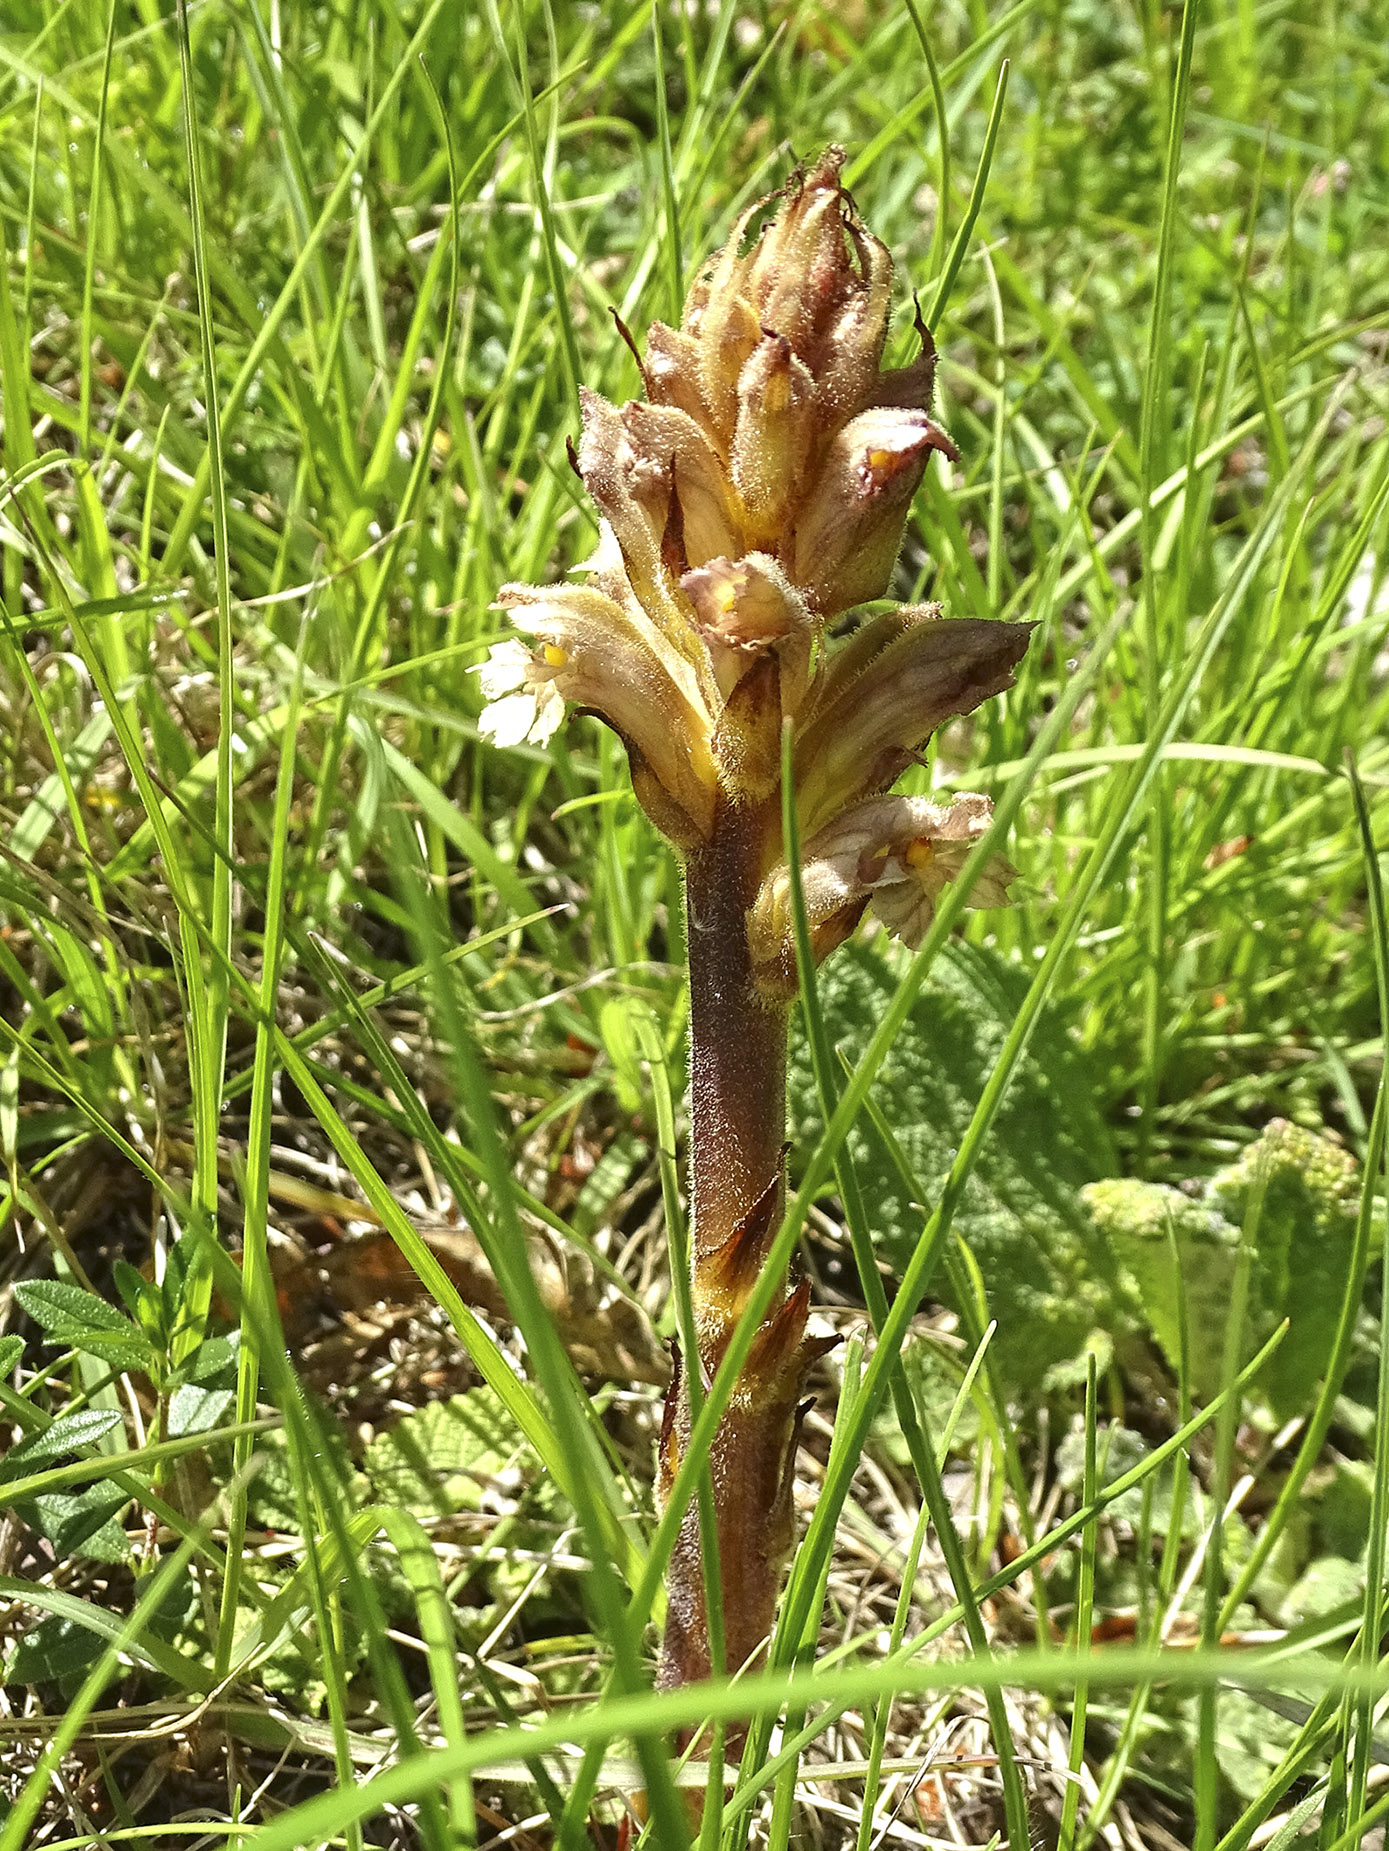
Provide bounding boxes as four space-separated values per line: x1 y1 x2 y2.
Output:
770 715 1033 1849
926 58 1010 329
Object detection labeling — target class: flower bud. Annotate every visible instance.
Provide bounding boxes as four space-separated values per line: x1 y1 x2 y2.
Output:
864 312 940 415
679 553 811 698
680 554 813 801
575 388 679 634
680 148 904 456
786 209 894 418
731 333 817 540
683 197 767 444
795 611 1032 833
621 402 741 570
745 150 889 388
641 321 708 425
790 407 958 615
750 175 856 365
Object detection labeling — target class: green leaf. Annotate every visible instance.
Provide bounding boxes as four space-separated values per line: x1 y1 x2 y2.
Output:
14 1279 156 1375
166 1332 241 1439
1281 1553 1364 1627
166 1330 240 1438
1054 1422 1198 1539
1084 1120 1362 1417
1206 1689 1302 1805
48 1330 152 1374
1082 1178 1237 1399
112 1259 164 1344
363 1388 540 1521
0 1579 215 1693
1315 1458 1375 1564
14 1483 131 1565
0 1046 17 1171
1210 1121 1360 1419
14 1278 140 1337
872 1337 981 1469
0 1336 23 1378
167 1382 235 1439
597 997 645 1117
790 940 1119 1389
0 1408 123 1484
246 1419 365 1536
5 1613 103 1691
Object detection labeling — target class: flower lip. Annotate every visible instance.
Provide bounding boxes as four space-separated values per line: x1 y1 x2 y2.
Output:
860 426 950 482
472 639 567 749
749 789 1016 988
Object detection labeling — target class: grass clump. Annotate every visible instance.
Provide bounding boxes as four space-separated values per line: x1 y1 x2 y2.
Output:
1 3 1388 1849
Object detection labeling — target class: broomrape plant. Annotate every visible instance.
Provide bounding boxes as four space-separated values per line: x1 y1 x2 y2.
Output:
476 149 1031 1701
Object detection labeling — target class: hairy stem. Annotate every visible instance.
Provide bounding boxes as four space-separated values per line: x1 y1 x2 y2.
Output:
659 795 820 1695
686 799 787 1264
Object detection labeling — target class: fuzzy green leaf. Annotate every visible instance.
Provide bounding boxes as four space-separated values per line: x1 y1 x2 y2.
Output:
790 940 1119 1389
0 1408 124 1483
14 1278 141 1336
1210 1120 1359 1417
167 1334 239 1438
363 1388 538 1521
13 1279 155 1375
246 1420 364 1536
1083 1120 1361 1416
1081 1178 1237 1399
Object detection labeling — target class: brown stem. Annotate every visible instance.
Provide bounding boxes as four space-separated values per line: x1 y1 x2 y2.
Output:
685 799 787 1264
658 795 820 1696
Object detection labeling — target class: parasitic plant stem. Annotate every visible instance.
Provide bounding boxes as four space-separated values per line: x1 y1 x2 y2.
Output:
477 147 1032 1727
685 798 786 1261
663 792 795 1690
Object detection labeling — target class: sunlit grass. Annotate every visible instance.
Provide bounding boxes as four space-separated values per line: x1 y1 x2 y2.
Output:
1 1 1387 1848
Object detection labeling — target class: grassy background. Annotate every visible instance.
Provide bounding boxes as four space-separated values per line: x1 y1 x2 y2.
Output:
1 0 1388 1847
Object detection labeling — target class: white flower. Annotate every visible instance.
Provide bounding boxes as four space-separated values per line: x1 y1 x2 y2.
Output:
472 638 567 748
860 803 1015 948
750 791 1016 987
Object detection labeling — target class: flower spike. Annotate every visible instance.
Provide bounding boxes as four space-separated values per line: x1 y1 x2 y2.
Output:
478 149 1036 1730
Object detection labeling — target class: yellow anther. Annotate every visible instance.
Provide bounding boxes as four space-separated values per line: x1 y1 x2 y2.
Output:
543 642 568 669
904 837 935 871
